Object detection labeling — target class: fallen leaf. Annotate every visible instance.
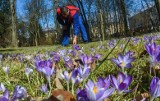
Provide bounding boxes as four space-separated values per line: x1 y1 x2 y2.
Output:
51 89 76 101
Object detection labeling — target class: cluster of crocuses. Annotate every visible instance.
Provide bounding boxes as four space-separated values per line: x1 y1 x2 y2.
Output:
145 42 160 67
76 71 133 101
75 49 135 100
0 84 27 101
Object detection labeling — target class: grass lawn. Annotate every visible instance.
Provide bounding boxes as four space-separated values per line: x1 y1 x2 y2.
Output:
0 33 160 100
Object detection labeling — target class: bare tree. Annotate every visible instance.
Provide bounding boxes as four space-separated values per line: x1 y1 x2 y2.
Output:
154 0 160 22
25 0 45 46
119 0 129 36
8 0 18 47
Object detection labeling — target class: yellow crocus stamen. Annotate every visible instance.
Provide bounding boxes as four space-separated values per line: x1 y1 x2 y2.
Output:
120 61 125 67
119 79 123 83
93 86 98 94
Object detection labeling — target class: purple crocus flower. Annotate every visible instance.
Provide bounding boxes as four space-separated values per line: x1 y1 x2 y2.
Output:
145 42 160 65
76 88 89 101
0 83 6 92
126 51 135 58
11 85 27 101
110 52 134 69
80 54 94 65
50 51 60 63
132 38 140 44
71 68 79 84
41 64 54 77
35 60 46 72
93 54 102 61
61 71 71 81
18 54 24 62
108 39 116 48
73 45 81 51
68 49 76 57
149 77 160 101
77 65 90 80
111 72 133 93
52 53 60 63
143 35 153 43
36 60 54 73
36 60 54 83
97 76 110 90
0 89 9 101
64 56 73 69
85 79 114 101
39 84 48 94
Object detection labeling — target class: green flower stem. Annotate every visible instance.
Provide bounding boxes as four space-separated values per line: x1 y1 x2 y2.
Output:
72 83 75 95
27 75 34 96
47 76 52 97
67 81 69 91
6 74 10 85
122 67 124 73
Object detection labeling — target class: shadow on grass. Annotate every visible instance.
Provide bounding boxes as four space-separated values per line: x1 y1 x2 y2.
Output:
0 48 22 53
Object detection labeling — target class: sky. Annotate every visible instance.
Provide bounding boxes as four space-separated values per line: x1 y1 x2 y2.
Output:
16 0 25 17
16 0 55 29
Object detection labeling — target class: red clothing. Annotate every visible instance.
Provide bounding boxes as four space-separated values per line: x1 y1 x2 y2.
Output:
57 5 79 18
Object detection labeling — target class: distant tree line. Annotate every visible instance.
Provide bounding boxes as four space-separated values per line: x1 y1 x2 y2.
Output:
0 0 160 47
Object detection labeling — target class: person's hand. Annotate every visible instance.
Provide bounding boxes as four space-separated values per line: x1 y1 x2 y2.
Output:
73 36 77 45
62 26 67 30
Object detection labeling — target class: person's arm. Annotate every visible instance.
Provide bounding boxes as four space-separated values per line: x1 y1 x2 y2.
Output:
72 12 80 44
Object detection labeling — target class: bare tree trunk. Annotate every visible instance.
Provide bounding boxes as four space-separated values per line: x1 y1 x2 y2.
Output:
52 0 60 33
120 0 129 36
9 0 18 47
155 0 160 22
99 9 105 41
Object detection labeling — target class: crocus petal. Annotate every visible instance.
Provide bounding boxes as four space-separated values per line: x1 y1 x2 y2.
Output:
63 71 70 81
86 87 96 101
0 83 6 92
118 54 123 62
150 77 159 96
155 80 160 97
97 77 105 88
39 84 47 93
96 89 104 100
125 58 134 64
125 63 132 68
110 58 120 66
118 83 127 91
104 76 111 89
87 80 94 88
0 89 9 101
76 88 89 101
145 44 152 56
71 68 78 84
117 72 125 84
123 75 133 88
111 76 118 89
98 88 115 101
